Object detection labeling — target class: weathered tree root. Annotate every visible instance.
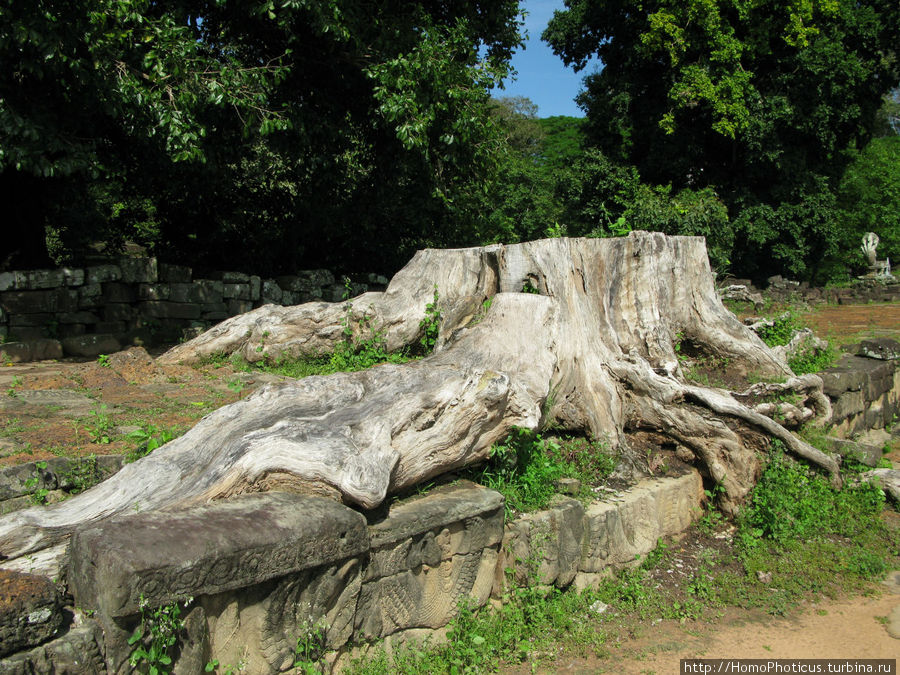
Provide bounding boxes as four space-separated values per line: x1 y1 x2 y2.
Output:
0 233 842 576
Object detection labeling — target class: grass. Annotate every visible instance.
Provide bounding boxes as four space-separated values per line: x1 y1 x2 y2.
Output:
462 428 618 517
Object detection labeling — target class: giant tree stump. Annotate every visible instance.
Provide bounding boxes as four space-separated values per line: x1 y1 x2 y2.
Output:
0 233 839 576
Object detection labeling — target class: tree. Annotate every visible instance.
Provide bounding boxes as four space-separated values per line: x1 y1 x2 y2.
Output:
544 0 900 281
1 1 523 273
0 234 839 576
836 136 900 273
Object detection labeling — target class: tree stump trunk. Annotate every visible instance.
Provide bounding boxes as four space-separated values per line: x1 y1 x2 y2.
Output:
0 233 840 576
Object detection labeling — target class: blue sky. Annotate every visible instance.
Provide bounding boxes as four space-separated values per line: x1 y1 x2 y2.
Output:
498 0 601 118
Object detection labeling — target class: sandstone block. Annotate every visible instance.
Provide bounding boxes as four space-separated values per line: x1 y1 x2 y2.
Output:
0 343 31 363
158 263 192 283
0 569 65 657
101 282 136 304
102 303 135 322
58 311 99 325
249 275 261 301
365 482 504 583
579 472 702 575
0 622 105 675
138 301 202 320
261 280 282 304
68 492 368 617
223 283 251 301
859 338 900 361
29 339 63 361
501 496 584 590
0 289 77 315
170 280 223 304
219 271 250 283
119 257 157 284
85 265 122 284
138 283 170 301
823 436 882 467
226 299 253 315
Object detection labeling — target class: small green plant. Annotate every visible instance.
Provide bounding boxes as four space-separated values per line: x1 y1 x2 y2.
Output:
787 338 837 375
292 613 329 674
205 659 245 674
469 429 617 516
755 313 799 347
24 460 51 505
418 285 441 354
86 405 114 444
128 595 190 675
62 454 104 495
97 353 111 368
226 378 247 395
126 424 178 463
698 482 727 533
521 279 539 294
7 375 21 397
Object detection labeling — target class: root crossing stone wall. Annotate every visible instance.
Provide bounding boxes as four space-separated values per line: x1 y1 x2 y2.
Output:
0 474 703 675
0 260 387 361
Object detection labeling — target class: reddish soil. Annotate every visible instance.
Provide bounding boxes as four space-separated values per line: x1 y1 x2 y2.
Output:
0 347 276 467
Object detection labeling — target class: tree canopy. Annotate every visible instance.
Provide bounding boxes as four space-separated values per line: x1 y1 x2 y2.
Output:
544 0 900 281
1 0 522 272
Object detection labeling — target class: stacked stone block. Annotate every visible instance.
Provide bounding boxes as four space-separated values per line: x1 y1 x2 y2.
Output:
0 260 389 360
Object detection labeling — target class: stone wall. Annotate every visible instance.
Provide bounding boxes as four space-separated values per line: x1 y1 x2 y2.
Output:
0 260 388 361
0 473 704 675
818 339 900 462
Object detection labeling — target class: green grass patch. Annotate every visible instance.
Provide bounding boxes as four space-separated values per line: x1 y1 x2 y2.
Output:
465 428 618 516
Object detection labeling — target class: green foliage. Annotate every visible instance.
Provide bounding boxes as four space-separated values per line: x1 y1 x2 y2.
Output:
545 0 900 282
292 616 328 674
97 354 111 368
737 447 886 550
755 314 801 347
86 405 114 445
125 424 178 463
418 286 442 355
24 460 50 506
62 454 104 495
128 596 190 675
836 135 900 271
2 0 522 273
787 338 837 375
471 429 617 516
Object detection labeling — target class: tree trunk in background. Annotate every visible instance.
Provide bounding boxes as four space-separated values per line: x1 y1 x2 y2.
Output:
0 232 840 577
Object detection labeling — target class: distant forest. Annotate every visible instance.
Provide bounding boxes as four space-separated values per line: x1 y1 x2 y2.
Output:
2 1 898 283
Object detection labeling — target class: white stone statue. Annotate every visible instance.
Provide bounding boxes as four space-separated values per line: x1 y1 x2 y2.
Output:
861 232 879 266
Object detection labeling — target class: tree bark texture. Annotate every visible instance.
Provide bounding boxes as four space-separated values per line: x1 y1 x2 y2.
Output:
0 233 840 575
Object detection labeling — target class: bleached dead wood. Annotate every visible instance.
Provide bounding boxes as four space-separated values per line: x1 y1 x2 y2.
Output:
0 233 841 576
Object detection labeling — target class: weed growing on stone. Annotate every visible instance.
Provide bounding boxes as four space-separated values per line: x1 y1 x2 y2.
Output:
418 285 442 355
24 460 50 505
128 595 190 675
465 429 618 517
6 375 21 397
97 353 111 368
292 614 329 674
786 338 837 375
125 424 179 463
62 454 104 494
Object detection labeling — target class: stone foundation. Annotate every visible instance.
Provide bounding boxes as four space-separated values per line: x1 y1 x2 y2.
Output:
0 475 703 674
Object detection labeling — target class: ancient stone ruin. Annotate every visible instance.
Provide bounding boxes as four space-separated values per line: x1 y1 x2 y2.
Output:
4 232 888 674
